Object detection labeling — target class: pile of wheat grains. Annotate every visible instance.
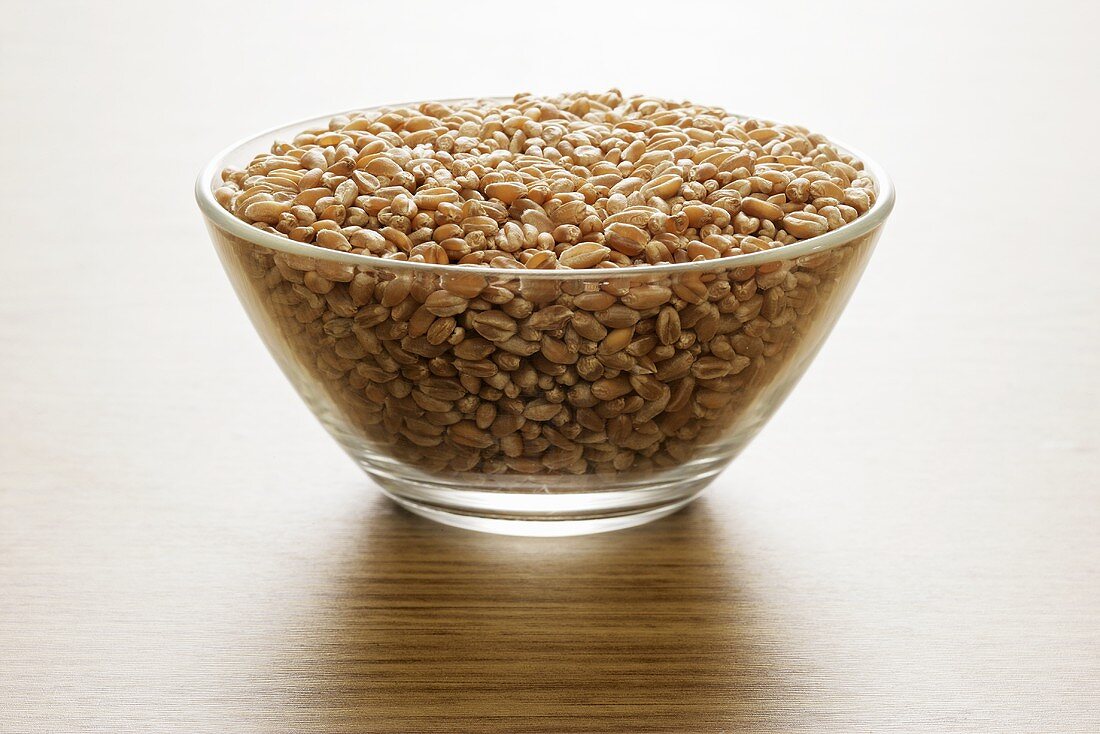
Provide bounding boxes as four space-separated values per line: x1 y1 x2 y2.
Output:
216 90 878 475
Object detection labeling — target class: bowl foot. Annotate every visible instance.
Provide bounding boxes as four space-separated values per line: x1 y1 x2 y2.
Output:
365 466 723 536
380 488 702 537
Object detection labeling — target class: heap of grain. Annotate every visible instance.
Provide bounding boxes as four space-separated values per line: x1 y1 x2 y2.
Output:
215 91 877 475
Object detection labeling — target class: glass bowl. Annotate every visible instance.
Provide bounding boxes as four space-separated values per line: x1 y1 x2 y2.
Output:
195 101 895 536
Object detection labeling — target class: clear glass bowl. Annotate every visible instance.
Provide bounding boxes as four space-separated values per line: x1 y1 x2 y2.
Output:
196 103 895 536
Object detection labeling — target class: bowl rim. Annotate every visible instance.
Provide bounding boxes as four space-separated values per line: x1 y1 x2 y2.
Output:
195 97 895 279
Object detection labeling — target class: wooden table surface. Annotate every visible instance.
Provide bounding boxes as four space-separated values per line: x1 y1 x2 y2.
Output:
2 2 1098 731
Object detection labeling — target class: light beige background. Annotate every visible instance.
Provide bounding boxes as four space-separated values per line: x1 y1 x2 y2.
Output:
2 1 1098 731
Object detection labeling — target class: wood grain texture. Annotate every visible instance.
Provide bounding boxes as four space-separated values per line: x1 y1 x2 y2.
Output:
1 1 1098 732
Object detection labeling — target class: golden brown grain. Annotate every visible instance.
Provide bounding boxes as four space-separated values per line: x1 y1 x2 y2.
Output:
216 92 877 475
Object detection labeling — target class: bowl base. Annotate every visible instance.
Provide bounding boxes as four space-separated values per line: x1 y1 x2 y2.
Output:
379 488 702 537
366 466 722 536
